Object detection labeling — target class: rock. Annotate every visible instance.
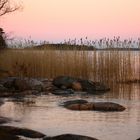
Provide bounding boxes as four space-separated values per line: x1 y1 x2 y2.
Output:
0 99 4 106
66 103 93 111
53 76 77 89
78 80 110 93
63 100 125 112
0 131 20 140
63 99 88 107
52 76 110 94
0 117 11 124
72 82 82 91
28 78 44 91
0 92 14 97
0 84 8 92
92 102 126 111
52 89 74 95
1 77 44 92
2 77 16 90
0 126 46 138
44 134 98 140
14 78 44 91
14 78 31 91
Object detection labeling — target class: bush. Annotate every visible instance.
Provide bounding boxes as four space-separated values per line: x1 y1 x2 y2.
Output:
0 28 7 49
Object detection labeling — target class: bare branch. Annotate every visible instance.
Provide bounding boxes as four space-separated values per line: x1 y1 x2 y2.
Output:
0 0 21 17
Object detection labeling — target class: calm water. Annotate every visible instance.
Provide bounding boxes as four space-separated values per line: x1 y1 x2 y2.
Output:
0 84 140 140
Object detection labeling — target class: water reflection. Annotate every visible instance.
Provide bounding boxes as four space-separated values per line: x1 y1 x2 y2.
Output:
0 84 140 140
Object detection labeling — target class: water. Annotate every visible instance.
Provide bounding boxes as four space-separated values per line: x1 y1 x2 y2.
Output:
0 84 140 140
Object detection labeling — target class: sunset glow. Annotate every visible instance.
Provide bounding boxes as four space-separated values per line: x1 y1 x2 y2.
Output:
1 0 140 42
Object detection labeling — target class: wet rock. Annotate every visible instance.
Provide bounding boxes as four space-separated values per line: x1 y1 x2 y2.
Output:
0 92 13 97
14 78 31 91
0 126 46 138
0 100 4 106
92 102 125 111
0 131 20 140
0 84 8 92
78 80 110 93
52 76 110 94
63 99 88 107
53 76 77 89
0 77 44 92
63 100 125 112
72 82 82 91
1 77 16 89
28 78 44 91
44 134 98 140
0 117 11 124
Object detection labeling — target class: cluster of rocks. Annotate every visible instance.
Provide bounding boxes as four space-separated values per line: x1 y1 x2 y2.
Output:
62 99 125 112
0 117 98 140
0 77 52 97
0 75 129 140
52 76 110 95
0 76 110 97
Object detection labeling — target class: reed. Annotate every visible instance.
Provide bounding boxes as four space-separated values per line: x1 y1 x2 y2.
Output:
0 38 140 87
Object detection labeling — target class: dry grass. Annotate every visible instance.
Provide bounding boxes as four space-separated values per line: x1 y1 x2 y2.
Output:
0 38 140 87
0 49 139 85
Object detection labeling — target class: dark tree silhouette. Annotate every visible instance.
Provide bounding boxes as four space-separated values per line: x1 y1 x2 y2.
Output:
0 0 21 16
0 28 7 48
0 0 22 49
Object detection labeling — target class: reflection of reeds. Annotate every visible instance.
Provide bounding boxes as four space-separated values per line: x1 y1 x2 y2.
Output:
0 38 140 87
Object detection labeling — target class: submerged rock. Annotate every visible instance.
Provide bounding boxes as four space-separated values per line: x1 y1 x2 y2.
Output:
44 134 98 140
0 126 46 138
63 100 125 112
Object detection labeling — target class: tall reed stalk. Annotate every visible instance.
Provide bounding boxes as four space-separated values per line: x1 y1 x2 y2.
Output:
0 38 140 87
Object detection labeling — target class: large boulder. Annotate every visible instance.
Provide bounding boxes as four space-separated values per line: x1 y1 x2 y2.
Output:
78 80 110 93
52 76 110 94
44 134 98 140
0 77 44 92
63 99 88 107
0 131 20 140
63 100 125 112
0 126 46 138
13 78 31 91
53 76 77 89
52 89 74 95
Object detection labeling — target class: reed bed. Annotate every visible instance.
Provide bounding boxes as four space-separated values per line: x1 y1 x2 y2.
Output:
0 38 140 87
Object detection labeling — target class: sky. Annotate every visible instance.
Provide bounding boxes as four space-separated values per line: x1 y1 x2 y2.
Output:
1 0 140 42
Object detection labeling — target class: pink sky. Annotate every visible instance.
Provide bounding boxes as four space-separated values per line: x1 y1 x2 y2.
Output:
1 0 140 42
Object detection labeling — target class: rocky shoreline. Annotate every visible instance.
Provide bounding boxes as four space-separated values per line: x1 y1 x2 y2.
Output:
0 76 129 140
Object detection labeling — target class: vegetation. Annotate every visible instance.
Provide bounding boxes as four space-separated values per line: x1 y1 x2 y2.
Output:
0 38 140 88
0 28 7 48
0 0 22 49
